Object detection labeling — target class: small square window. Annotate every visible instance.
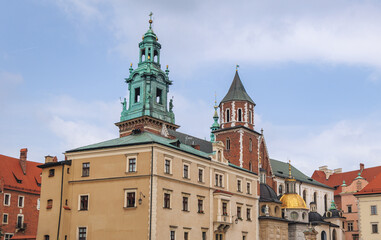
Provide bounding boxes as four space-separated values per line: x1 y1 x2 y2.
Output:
82 163 90 177
49 169 55 177
5 234 14 240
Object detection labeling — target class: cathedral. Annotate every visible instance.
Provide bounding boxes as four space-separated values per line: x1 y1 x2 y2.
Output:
36 16 345 240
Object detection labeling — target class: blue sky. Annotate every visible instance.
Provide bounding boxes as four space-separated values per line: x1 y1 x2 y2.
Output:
1 0 381 175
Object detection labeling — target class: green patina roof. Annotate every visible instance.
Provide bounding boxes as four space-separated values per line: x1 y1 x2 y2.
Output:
66 131 211 159
270 159 332 189
220 71 255 105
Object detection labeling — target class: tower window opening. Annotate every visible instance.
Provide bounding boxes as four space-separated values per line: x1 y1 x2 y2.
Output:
134 87 141 103
140 49 145 62
249 138 252 152
226 109 230 122
148 48 151 60
154 50 158 62
226 138 230 150
156 88 162 104
238 109 242 122
249 110 253 124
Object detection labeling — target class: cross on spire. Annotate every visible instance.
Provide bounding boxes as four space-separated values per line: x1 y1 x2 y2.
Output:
149 12 153 29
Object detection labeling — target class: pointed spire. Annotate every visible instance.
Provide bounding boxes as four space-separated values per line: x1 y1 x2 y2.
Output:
288 160 292 178
220 71 255 105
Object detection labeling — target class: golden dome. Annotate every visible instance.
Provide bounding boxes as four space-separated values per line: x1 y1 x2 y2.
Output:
280 193 308 209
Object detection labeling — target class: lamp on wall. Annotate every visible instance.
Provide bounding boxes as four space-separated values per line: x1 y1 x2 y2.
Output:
138 192 146 205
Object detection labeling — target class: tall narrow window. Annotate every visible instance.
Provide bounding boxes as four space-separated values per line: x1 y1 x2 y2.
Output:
164 193 171 209
198 168 204 182
128 158 136 172
202 232 207 240
279 185 283 195
247 182 251 194
249 138 252 152
4 193 10 206
238 109 242 122
371 205 377 215
78 227 87 240
198 199 204 213
170 231 175 240
182 197 189 211
247 208 251 220
80 195 89 211
249 161 252 171
313 192 317 204
126 191 136 208
324 194 327 211
165 160 171 174
347 205 352 213
249 110 252 124
226 109 230 122
134 87 140 103
183 164 189 179
82 163 90 177
156 88 162 104
184 232 189 240
303 190 307 202
226 138 230 150
16 215 23 229
222 202 227 216
237 206 242 219
372 223 378 234
2 213 8 224
237 179 242 192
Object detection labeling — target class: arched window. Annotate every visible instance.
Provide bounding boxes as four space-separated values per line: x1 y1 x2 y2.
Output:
324 194 328 212
279 184 283 195
249 138 252 152
321 231 327 240
226 138 230 150
238 109 242 122
226 109 230 122
332 229 337 240
303 190 307 203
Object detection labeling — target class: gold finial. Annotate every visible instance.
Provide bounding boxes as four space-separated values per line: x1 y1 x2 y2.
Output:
214 92 217 106
236 64 240 71
166 65 169 69
149 12 153 28
130 63 133 67
288 160 292 178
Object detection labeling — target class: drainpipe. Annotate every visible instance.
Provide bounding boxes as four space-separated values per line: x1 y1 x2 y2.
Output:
57 164 64 240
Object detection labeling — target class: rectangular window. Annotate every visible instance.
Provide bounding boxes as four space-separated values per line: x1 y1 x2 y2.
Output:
80 195 89 211
247 208 251 220
372 223 379 234
134 87 140 103
182 196 189 211
222 202 228 216
2 213 8 224
82 163 90 177
165 159 171 174
126 191 136 208
348 222 354 231
183 164 189 179
226 109 230 122
238 108 242 121
4 193 10 206
247 182 251 194
237 179 242 192
237 206 242 219
49 169 55 177
16 215 23 229
18 196 24 208
184 232 189 240
156 88 162 104
170 231 175 240
371 205 377 215
215 173 223 187
164 193 171 209
5 234 14 240
47 199 53 209
198 199 204 213
78 227 87 240
347 205 352 213
202 232 207 240
198 168 204 182
128 158 136 172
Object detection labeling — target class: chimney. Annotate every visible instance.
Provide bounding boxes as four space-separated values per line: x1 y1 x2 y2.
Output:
19 148 27 175
360 163 365 173
45 155 57 163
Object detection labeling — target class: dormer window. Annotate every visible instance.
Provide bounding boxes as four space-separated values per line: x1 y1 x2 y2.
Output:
134 87 141 103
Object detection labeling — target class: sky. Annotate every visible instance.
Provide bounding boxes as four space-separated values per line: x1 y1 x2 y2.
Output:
1 0 381 176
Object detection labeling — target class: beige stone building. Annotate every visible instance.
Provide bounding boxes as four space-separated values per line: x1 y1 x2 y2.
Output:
36 18 259 240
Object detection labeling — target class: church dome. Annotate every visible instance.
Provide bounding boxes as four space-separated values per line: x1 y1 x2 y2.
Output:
260 183 282 203
280 193 308 209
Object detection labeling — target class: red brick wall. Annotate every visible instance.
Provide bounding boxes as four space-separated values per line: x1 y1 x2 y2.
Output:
220 101 255 130
0 189 40 237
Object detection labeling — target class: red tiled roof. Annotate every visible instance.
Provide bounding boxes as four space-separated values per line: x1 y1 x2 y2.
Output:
311 165 381 195
0 153 41 194
355 172 381 196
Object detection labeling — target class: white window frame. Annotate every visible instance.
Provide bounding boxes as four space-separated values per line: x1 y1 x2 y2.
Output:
237 108 242 122
183 163 190 179
37 198 40 210
4 193 11 206
16 214 24 228
124 189 137 208
226 108 230 122
77 226 87 240
4 233 14 240
371 205 377 215
18 195 25 208
237 179 242 192
2 213 8 224
164 158 172 174
126 155 138 173
215 173 224 187
78 194 90 211
170 229 176 240
198 167 205 183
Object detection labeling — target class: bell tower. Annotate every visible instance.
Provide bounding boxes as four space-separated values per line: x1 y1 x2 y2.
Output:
116 14 179 137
